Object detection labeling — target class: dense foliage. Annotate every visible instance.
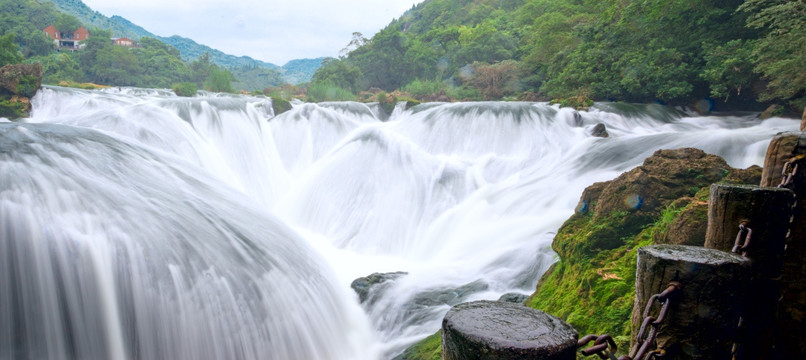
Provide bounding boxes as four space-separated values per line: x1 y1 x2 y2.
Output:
311 0 804 109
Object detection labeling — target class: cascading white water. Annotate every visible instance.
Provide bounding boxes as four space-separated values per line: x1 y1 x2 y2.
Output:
2 85 799 359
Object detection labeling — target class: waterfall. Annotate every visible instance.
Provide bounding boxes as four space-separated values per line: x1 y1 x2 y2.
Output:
1 86 798 359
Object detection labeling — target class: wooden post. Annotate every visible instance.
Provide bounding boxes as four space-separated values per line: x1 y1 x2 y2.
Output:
704 184 793 359
631 245 750 360
442 300 578 360
759 132 806 358
705 184 792 274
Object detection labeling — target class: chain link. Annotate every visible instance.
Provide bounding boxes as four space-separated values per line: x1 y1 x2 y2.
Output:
732 222 752 256
772 154 802 268
777 156 803 190
577 282 681 360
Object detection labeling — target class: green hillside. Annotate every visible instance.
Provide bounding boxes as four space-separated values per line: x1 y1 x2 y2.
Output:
38 0 151 39
313 0 805 110
282 57 325 85
35 0 322 86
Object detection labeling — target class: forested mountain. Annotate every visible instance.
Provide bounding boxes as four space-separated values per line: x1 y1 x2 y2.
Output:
38 0 151 40
313 0 805 110
36 0 321 86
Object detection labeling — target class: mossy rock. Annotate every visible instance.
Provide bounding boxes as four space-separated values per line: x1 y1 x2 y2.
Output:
271 96 293 116
0 97 30 119
0 63 42 98
529 148 762 356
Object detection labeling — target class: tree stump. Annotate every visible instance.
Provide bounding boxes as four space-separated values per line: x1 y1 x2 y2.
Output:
704 184 793 359
631 245 750 360
442 301 578 360
759 132 806 358
705 184 792 274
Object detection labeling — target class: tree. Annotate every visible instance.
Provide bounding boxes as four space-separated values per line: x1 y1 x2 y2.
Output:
204 67 234 92
701 40 755 102
189 52 214 86
0 33 23 66
55 14 81 34
739 0 806 102
468 60 524 100
310 57 361 93
17 28 54 57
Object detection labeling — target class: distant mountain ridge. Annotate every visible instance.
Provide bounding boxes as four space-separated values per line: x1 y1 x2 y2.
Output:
38 0 322 85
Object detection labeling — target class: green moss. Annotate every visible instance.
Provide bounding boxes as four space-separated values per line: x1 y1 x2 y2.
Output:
395 331 442 360
528 202 689 354
17 75 39 98
0 98 27 119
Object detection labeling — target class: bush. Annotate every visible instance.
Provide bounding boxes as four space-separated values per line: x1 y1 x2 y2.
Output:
445 85 480 101
172 82 198 97
402 79 446 98
17 75 39 98
550 94 594 110
306 80 356 102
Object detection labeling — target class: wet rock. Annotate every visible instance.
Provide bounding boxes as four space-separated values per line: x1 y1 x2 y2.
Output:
571 148 731 253
270 96 292 116
412 280 489 307
654 197 708 246
760 104 783 119
589 123 608 137
350 272 407 304
442 300 578 360
497 293 529 304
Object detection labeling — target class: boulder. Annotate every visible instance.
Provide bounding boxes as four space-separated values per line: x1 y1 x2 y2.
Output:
654 197 708 246
0 63 42 98
270 96 292 116
592 148 728 217
442 301 578 360
497 293 529 304
589 123 608 138
760 104 783 119
569 148 730 254
350 271 407 304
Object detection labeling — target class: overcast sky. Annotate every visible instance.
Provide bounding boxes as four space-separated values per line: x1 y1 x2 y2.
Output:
81 0 419 65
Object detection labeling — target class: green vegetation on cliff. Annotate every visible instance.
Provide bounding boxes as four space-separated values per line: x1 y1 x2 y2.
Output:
528 149 761 354
312 0 804 110
398 149 762 359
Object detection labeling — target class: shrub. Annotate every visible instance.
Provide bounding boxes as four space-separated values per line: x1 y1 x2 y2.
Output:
402 79 445 98
172 82 198 97
17 75 39 98
306 80 356 102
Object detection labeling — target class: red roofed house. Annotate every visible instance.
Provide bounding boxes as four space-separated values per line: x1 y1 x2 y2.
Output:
43 25 90 50
111 37 135 47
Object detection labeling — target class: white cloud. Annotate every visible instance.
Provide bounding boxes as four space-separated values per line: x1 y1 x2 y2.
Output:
81 0 418 65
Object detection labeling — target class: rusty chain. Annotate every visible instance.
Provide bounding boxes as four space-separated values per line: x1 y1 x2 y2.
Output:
732 222 752 256
577 282 681 360
777 156 803 191
778 155 803 247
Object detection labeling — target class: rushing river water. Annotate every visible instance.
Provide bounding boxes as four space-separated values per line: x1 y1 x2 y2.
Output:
0 86 799 359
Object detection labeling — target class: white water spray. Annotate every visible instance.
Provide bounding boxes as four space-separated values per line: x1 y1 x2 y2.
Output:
1 86 798 359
